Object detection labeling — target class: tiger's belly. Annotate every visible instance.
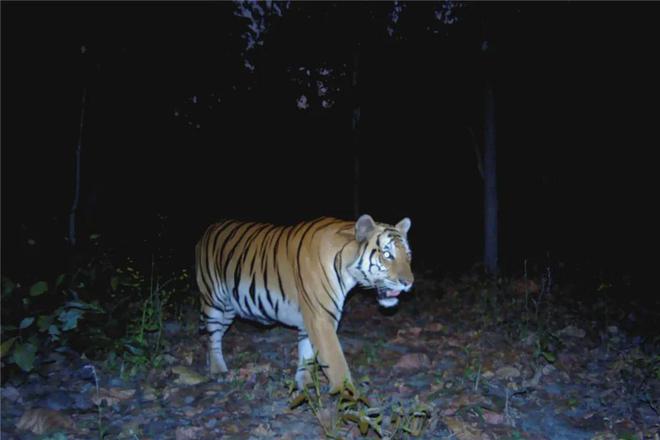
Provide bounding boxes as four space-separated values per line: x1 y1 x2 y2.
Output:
228 284 304 329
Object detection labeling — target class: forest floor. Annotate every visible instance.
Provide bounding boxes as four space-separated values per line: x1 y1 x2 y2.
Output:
2 272 658 439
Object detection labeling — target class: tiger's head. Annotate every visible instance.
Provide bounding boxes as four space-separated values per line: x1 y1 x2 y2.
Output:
350 214 414 308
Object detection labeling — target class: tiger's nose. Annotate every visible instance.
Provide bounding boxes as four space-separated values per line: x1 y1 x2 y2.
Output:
399 278 413 289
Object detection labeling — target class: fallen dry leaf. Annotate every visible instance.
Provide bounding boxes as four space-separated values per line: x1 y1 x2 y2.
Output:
251 423 275 437
396 383 415 395
542 364 556 375
424 322 445 332
172 365 208 386
238 362 271 379
495 366 520 380
443 416 484 440
512 278 539 295
1 385 22 403
482 409 505 425
522 368 543 388
175 426 203 440
390 327 425 345
183 406 204 418
443 336 464 348
142 384 159 401
558 325 585 338
393 353 431 371
225 423 240 433
17 408 75 435
397 327 422 338
441 394 485 416
162 386 181 401
91 387 136 406
590 433 619 440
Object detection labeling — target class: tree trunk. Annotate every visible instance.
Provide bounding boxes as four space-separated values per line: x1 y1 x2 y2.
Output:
352 49 360 219
483 75 498 274
68 86 86 248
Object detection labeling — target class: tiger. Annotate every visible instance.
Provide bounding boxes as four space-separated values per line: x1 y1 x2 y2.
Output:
195 214 413 393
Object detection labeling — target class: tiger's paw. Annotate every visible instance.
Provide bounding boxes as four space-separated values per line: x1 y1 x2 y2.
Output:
209 354 228 376
295 369 313 390
328 374 354 395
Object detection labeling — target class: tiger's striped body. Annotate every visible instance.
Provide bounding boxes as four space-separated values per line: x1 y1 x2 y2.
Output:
195 215 413 392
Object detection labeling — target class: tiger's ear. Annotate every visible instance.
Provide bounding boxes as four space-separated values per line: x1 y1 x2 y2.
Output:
355 214 376 242
395 217 411 236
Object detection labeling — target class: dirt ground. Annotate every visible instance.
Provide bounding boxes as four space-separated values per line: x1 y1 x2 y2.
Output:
2 273 658 439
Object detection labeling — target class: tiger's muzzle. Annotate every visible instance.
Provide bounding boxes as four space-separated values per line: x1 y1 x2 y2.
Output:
376 277 413 308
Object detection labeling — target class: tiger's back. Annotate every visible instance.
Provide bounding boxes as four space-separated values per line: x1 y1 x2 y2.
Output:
196 217 354 329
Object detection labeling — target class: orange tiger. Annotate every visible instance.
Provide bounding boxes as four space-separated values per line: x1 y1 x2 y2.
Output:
195 215 413 392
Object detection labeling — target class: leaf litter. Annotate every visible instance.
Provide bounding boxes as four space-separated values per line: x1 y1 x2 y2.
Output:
1 271 658 439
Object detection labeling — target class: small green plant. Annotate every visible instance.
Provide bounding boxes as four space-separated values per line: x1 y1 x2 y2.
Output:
458 344 484 392
41 433 69 440
1 227 190 380
390 397 433 438
289 356 381 438
84 364 108 439
1 276 105 373
289 356 432 438
534 330 560 364
362 339 385 365
116 257 190 377
504 431 524 440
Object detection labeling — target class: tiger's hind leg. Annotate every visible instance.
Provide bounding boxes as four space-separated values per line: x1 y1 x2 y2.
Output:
201 302 236 375
295 330 315 390
196 238 236 376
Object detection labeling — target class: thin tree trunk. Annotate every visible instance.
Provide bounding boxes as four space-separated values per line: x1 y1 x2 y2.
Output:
352 49 360 219
483 76 498 274
68 87 86 248
467 126 484 180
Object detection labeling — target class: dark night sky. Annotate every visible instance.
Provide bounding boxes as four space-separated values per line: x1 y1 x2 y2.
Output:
2 2 658 282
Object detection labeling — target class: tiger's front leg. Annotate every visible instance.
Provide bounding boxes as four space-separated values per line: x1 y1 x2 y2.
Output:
306 320 352 394
295 330 314 390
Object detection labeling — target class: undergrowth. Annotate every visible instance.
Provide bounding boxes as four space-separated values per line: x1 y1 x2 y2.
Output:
1 228 192 381
288 356 432 439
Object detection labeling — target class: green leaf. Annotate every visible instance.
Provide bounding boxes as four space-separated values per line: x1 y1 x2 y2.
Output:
289 393 308 409
90 233 101 240
55 274 66 288
11 341 37 372
37 315 55 332
48 325 61 341
58 308 83 331
541 351 556 363
29 281 49 296
19 317 35 329
124 343 145 356
1 337 17 358
64 300 104 313
358 416 369 435
2 277 16 297
43 432 68 440
110 276 119 291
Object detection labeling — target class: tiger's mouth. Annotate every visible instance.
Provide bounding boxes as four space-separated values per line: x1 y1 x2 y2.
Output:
376 286 401 308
